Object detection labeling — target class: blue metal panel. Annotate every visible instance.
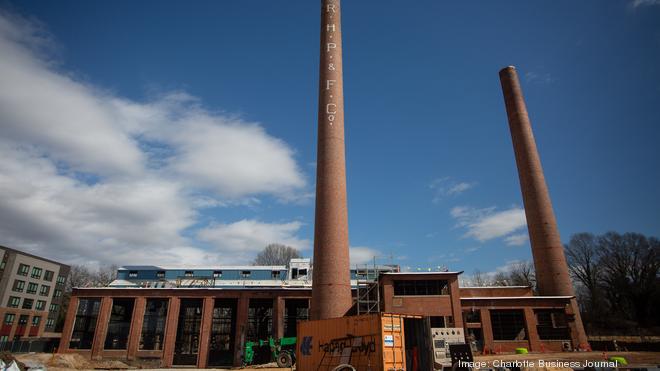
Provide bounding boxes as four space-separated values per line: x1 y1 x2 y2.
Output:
118 267 289 282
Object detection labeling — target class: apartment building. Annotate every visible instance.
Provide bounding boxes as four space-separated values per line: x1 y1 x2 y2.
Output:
0 245 70 341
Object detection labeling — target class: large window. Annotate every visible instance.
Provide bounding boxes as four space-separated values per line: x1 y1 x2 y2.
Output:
208 299 237 366
173 299 203 366
36 300 46 311
17 264 29 276
31 267 43 279
140 299 169 350
32 316 41 326
18 315 28 326
8 296 20 308
56 275 66 285
536 310 570 340
27 282 38 294
393 279 449 296
12 280 25 292
70 298 101 349
44 270 55 281
22 298 34 310
247 299 272 341
4 314 15 325
283 299 309 337
490 310 527 341
40 285 50 296
104 298 135 350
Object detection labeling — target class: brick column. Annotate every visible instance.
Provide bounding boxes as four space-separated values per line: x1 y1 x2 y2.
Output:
273 297 284 339
480 308 494 354
233 296 249 367
161 297 180 368
197 297 214 368
449 280 463 328
524 307 540 351
58 296 78 352
127 297 146 360
91 297 113 360
21 313 33 340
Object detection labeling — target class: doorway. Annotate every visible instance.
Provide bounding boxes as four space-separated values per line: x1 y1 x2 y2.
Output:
173 299 203 366
207 299 237 366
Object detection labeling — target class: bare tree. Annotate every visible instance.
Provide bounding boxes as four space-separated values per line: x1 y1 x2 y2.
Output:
599 232 659 326
508 261 536 288
492 271 510 286
94 264 118 287
66 264 118 292
66 265 93 292
253 244 302 266
469 269 490 286
565 233 603 318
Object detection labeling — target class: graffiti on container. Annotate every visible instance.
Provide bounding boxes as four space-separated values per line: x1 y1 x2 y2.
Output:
319 334 376 355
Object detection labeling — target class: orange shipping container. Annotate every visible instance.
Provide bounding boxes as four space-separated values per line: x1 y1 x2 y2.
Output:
296 313 433 371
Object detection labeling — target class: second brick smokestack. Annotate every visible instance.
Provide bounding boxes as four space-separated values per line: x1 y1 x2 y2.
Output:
310 0 352 320
499 66 574 297
499 66 588 347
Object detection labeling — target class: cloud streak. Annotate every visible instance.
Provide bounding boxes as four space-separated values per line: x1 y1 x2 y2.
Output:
451 205 528 244
430 177 476 203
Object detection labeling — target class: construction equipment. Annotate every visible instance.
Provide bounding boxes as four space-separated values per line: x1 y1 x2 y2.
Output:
243 336 297 368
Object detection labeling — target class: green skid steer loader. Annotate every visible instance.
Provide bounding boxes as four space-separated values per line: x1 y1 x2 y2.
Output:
243 336 297 368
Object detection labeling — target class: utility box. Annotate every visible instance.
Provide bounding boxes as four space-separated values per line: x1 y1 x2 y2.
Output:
296 313 435 371
430 327 465 365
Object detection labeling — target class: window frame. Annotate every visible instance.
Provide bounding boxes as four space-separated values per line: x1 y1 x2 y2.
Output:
4 314 15 325
12 279 25 293
31 267 43 279
17 264 30 276
8 296 20 308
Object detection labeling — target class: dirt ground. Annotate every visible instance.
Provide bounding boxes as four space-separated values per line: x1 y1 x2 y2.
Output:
13 351 660 370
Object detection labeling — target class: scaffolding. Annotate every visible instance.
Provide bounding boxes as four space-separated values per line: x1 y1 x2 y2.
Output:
355 256 398 315
175 276 216 288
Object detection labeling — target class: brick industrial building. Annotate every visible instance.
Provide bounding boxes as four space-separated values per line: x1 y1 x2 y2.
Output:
58 260 584 367
58 0 590 368
0 245 69 342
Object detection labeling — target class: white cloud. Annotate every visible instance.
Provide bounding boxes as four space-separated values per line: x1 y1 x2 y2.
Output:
0 143 205 266
197 220 310 263
631 0 660 7
430 177 476 203
459 259 529 287
451 205 527 242
524 71 554 84
504 233 529 246
349 246 380 265
0 11 308 266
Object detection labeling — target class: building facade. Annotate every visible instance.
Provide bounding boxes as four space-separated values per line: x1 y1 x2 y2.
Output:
0 245 70 341
59 260 586 367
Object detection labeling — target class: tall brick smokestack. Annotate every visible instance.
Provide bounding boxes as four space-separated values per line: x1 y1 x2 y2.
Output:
499 66 588 346
310 0 352 320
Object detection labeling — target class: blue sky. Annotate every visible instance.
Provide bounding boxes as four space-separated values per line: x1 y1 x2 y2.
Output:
0 0 658 277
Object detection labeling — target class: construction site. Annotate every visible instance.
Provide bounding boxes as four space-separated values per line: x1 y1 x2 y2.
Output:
53 0 659 370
